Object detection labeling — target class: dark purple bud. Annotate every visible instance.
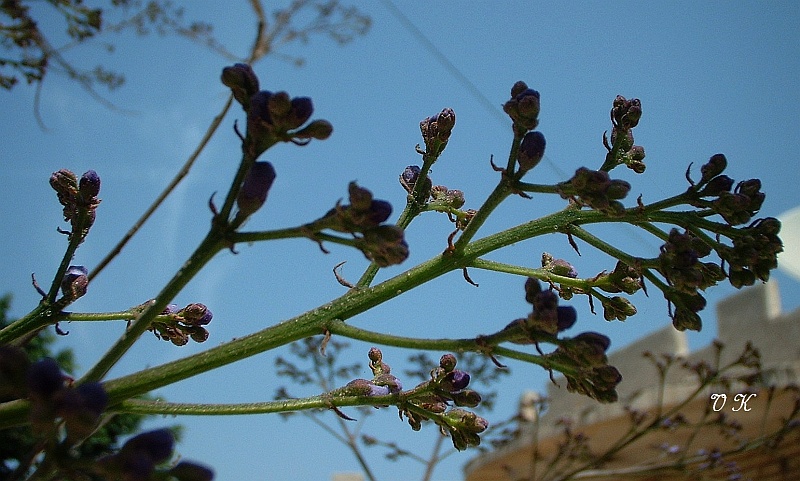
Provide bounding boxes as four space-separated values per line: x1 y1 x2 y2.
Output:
293 119 333 140
26 358 64 399
556 306 577 331
247 91 273 133
504 87 540 131
187 325 210 343
359 225 409 267
510 80 529 98
237 161 276 218
60 265 89 302
221 63 259 108
701 154 727 183
286 97 314 130
699 175 734 197
574 331 611 352
181 303 213 326
50 169 78 197
439 353 457 372
122 428 175 464
368 347 382 363
75 382 108 416
606 179 631 200
348 182 374 211
518 131 546 172
368 200 393 224
169 462 215 481
450 389 481 408
374 373 403 393
435 108 456 139
440 370 470 392
78 170 101 200
267 91 292 122
524 277 543 304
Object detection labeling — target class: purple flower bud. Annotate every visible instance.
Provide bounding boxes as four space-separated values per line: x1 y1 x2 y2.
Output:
180 303 213 326
368 200 393 225
440 370 470 392
518 131 546 172
61 265 89 301
78 170 101 200
267 91 292 122
524 277 543 304
368 347 383 363
293 119 333 140
450 389 481 408
236 162 276 218
439 353 457 372
285 97 313 130
574 331 611 352
187 325 210 343
701 154 727 182
510 80 529 98
504 87 540 131
122 428 175 464
698 175 734 197
75 382 108 416
556 306 577 331
221 63 259 108
27 358 64 399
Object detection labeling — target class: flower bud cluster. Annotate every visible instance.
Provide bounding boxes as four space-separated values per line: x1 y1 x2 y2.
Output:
503 81 540 133
419 108 456 157
98 428 214 481
50 169 101 242
503 278 577 342
18 356 108 440
599 295 637 321
599 261 642 295
220 64 332 159
604 95 646 173
719 217 782 288
689 154 766 226
399 165 432 199
551 332 622 402
557 167 631 216
320 183 409 266
657 229 725 331
402 353 487 450
60 265 89 302
235 161 276 220
146 302 213 346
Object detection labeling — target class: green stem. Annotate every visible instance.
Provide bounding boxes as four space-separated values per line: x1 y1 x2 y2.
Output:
115 393 396 416
79 231 227 383
468 258 615 292
231 227 358 248
0 207 632 428
514 182 560 195
452 133 522 252
356 148 442 288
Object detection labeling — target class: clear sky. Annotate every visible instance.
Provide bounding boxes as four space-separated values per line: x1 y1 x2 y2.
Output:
2 2 800 481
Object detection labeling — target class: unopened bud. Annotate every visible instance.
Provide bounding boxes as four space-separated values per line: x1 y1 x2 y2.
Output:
221 63 259 108
237 162 276 217
517 131 546 172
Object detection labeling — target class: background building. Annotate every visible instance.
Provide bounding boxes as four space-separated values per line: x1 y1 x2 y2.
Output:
465 281 800 481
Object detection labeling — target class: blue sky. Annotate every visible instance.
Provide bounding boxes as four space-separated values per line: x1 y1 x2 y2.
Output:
2 2 800 480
